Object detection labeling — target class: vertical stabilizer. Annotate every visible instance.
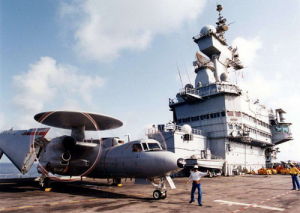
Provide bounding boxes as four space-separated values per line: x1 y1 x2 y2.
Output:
0 128 49 174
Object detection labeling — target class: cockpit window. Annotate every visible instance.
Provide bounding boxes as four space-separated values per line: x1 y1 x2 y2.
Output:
132 143 142 152
148 143 162 151
142 143 148 151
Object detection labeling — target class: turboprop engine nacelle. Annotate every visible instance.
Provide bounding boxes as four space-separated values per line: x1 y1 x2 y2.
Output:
39 136 76 174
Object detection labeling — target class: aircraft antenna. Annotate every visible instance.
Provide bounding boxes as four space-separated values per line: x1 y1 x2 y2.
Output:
125 134 130 142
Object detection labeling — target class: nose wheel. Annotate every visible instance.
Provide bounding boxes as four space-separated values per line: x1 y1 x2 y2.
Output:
153 190 167 200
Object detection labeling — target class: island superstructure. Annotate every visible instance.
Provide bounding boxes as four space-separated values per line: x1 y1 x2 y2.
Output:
148 5 293 175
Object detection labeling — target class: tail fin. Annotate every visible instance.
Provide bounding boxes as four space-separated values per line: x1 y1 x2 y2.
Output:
0 128 49 174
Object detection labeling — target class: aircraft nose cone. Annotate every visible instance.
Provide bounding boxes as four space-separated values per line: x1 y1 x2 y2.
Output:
160 152 184 173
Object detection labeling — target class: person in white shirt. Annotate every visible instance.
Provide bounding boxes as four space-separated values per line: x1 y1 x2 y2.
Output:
188 165 207 206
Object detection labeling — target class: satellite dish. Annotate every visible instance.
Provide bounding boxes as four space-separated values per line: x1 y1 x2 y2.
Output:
195 51 215 70
196 51 211 65
185 84 194 89
200 25 216 36
231 130 238 137
181 124 192 134
220 72 228 81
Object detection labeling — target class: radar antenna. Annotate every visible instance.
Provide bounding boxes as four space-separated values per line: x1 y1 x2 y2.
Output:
215 4 229 43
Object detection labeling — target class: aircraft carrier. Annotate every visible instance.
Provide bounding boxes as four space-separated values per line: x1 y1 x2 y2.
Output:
0 4 298 213
148 4 293 176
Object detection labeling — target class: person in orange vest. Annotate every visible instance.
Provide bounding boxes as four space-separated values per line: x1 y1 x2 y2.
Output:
289 164 300 190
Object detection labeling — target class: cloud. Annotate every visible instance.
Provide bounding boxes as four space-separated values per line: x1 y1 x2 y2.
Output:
230 35 300 161
230 37 264 99
60 0 206 61
232 37 262 67
13 56 105 121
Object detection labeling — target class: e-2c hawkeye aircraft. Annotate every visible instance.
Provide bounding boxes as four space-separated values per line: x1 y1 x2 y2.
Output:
0 111 185 199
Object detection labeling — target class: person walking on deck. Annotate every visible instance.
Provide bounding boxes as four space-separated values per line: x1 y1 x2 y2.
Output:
290 164 300 190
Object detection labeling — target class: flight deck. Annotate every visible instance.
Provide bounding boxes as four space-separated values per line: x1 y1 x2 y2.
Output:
1 175 299 213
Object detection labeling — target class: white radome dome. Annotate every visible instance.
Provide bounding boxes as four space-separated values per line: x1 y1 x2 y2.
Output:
200 25 216 35
181 124 192 134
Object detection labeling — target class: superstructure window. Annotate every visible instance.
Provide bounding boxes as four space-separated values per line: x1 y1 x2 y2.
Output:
235 112 241 117
227 111 234 116
210 112 220 118
191 116 199 121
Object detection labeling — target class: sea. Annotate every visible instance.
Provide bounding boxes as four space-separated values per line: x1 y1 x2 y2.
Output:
0 163 39 179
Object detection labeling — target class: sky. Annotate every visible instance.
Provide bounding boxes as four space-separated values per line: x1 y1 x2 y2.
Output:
0 0 300 163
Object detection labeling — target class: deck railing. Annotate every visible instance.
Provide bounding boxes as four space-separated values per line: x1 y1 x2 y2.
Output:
147 124 202 136
169 83 241 105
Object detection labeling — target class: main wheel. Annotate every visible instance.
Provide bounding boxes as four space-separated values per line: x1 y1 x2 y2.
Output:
153 190 162 200
39 177 50 190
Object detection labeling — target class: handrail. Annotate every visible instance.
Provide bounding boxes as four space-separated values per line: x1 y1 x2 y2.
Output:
170 83 241 105
147 124 202 136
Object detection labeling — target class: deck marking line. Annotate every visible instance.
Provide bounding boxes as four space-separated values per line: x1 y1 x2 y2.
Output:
18 205 34 209
214 200 285 211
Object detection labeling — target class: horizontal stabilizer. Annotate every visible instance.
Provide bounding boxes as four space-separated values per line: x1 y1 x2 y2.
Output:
0 128 49 174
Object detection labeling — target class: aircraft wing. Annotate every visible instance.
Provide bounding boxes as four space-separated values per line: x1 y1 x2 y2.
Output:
0 128 50 174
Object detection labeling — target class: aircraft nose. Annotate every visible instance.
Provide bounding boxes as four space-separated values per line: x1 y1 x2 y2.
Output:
160 152 185 173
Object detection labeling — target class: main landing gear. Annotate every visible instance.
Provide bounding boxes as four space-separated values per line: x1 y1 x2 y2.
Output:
38 176 51 190
150 177 167 200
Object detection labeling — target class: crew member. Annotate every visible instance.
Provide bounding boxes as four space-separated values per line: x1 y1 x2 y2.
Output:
187 165 207 206
290 164 300 190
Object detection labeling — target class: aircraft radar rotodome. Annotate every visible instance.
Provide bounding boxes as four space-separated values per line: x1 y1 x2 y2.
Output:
34 111 123 131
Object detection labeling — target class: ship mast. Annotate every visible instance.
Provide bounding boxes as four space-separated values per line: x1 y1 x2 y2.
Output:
215 4 229 43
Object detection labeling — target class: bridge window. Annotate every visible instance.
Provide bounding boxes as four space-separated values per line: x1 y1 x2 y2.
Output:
132 144 142 152
276 125 289 133
282 126 289 133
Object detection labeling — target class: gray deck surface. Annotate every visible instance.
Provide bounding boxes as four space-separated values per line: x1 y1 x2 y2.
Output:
0 175 299 212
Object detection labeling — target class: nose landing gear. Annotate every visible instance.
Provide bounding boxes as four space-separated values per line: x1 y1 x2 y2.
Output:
150 177 168 200
153 189 167 200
